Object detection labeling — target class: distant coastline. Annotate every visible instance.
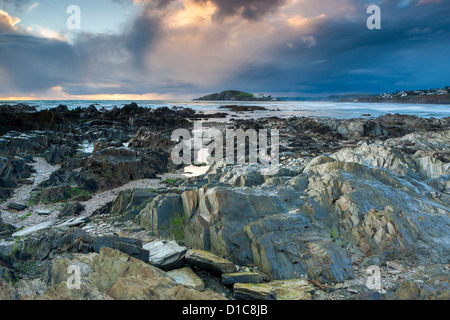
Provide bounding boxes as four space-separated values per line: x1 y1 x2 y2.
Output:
284 87 450 104
198 87 450 105
342 94 450 105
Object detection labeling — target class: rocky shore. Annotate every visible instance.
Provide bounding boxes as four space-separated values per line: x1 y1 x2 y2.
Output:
0 103 449 300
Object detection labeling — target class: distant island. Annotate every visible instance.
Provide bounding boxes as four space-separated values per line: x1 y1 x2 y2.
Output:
195 90 280 101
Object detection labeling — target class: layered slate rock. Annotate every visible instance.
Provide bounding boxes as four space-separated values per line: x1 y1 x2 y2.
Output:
0 156 33 200
302 155 450 264
180 188 289 264
137 194 184 240
185 249 236 274
221 272 263 285
59 202 85 218
111 188 158 221
92 236 149 262
233 279 315 300
45 248 226 300
167 267 206 291
135 140 450 283
137 187 355 283
233 283 277 300
7 202 27 211
143 240 187 270
244 212 354 282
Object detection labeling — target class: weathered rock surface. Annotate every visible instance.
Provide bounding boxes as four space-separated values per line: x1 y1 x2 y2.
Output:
112 188 158 221
233 283 277 300
167 267 206 291
92 236 149 262
137 193 184 240
143 240 187 270
59 202 85 218
185 249 236 274
392 277 450 300
1 107 449 300
137 186 353 283
268 279 315 300
43 247 226 300
0 156 33 200
221 272 263 285
7 202 28 211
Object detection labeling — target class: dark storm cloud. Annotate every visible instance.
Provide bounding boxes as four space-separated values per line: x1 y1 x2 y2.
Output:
0 1 164 96
195 0 287 20
227 0 450 94
124 12 161 68
0 0 449 97
0 34 74 92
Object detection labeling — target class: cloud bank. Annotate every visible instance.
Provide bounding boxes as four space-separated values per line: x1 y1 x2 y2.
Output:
0 0 449 99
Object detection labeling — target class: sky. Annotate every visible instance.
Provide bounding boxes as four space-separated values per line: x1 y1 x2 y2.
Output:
0 0 449 100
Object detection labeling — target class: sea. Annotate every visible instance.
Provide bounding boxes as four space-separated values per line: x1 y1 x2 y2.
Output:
1 100 449 119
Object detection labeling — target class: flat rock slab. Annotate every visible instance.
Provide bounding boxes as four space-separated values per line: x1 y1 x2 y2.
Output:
7 202 27 211
20 179 34 185
143 240 187 270
93 236 149 262
167 267 206 291
268 279 315 300
233 283 277 300
185 249 236 274
54 216 89 228
221 272 263 285
12 221 55 237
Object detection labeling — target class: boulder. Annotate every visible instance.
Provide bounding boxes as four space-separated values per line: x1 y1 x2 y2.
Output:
137 194 184 240
87 146 169 191
221 272 263 285
233 279 314 301
393 277 450 300
12 221 54 237
129 127 172 150
111 188 157 221
233 283 277 300
0 279 14 300
92 236 149 262
185 249 236 274
44 247 226 300
244 212 354 282
59 202 85 218
7 202 28 211
39 186 90 204
0 156 33 200
180 187 289 265
0 239 15 257
267 279 315 300
53 216 90 228
167 267 206 291
143 240 187 270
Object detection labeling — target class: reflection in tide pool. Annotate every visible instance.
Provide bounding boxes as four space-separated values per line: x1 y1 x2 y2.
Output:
79 141 94 154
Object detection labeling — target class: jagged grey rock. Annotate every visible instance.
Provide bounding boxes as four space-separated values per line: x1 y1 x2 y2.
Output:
143 240 187 270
